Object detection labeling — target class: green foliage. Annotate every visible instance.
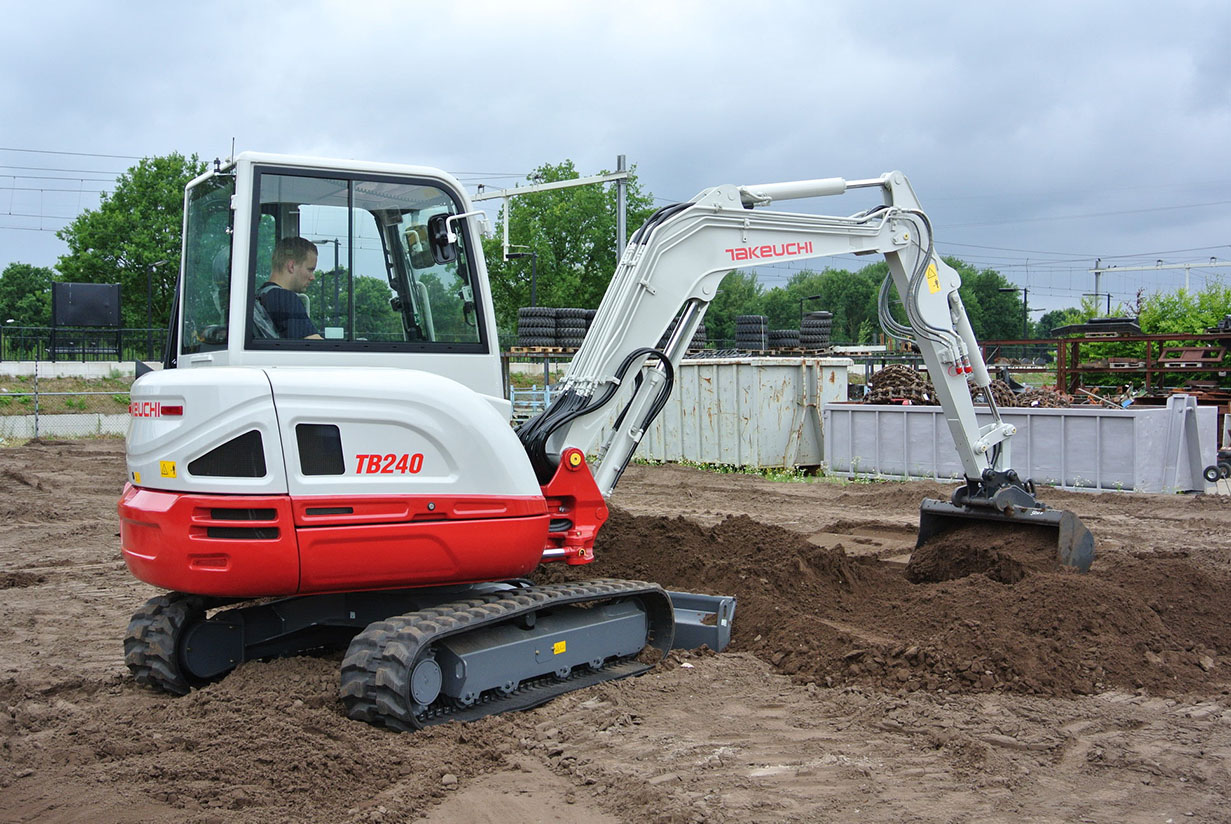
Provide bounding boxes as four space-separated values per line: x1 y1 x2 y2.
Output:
944 258 1028 340
0 263 55 326
1138 283 1231 334
704 270 764 342
482 160 657 332
305 269 405 342
1036 306 1087 337
817 264 885 343
57 153 207 328
1064 283 1231 388
698 259 1029 345
670 459 814 483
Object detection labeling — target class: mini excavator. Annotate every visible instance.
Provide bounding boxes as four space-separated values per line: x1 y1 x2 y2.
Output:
120 153 1094 731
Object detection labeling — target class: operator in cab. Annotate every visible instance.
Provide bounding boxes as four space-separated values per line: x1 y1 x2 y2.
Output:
259 237 323 339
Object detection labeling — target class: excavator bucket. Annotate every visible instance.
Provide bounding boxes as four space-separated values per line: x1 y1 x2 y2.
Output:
917 499 1094 572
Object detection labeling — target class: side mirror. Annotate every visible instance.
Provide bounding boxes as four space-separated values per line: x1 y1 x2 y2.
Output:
427 214 458 265
404 225 437 270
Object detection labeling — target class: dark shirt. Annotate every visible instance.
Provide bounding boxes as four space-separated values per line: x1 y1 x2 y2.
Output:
260 284 318 339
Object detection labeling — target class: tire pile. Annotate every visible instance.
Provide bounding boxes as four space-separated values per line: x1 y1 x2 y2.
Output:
800 311 832 350
735 315 768 351
515 307 596 349
768 329 801 349
734 311 832 353
656 317 709 353
864 364 934 404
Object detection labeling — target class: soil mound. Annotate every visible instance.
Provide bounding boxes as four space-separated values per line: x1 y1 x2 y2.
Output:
538 507 1231 698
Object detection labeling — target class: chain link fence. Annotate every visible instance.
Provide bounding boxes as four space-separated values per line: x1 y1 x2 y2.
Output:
0 382 130 443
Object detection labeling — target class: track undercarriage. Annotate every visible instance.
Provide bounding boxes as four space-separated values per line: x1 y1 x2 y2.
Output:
124 579 725 730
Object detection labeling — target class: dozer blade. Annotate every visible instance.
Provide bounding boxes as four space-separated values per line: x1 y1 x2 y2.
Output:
917 499 1094 572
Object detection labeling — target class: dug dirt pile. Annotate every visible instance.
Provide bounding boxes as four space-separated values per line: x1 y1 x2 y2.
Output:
538 507 1229 697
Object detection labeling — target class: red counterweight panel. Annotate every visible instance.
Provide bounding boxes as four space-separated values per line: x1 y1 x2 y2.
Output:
294 513 551 593
119 484 301 597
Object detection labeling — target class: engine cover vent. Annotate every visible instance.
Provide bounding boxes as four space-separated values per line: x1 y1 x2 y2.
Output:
187 430 267 478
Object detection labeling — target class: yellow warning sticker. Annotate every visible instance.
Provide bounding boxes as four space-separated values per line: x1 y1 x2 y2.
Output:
159 461 177 479
926 263 941 294
553 640 567 655
133 471 141 484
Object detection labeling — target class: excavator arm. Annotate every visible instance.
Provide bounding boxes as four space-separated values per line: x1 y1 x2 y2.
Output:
518 170 1093 570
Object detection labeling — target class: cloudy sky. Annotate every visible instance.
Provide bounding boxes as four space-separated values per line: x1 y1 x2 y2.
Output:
2 0 1228 312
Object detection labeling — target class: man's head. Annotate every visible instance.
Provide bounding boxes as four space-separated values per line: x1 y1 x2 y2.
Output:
270 237 318 293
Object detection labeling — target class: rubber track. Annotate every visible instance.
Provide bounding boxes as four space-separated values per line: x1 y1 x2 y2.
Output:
123 592 210 696
339 578 673 732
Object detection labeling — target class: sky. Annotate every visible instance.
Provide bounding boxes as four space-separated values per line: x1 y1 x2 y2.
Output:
1 0 1229 314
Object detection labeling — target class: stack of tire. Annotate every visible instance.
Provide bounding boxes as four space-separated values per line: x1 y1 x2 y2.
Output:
735 315 768 351
800 311 833 351
554 308 589 350
656 318 708 353
768 329 801 350
687 322 707 353
516 307 556 347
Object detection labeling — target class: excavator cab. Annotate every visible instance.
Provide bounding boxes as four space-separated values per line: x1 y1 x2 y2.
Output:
171 154 501 398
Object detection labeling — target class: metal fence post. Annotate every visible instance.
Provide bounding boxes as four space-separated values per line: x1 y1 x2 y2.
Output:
33 359 39 440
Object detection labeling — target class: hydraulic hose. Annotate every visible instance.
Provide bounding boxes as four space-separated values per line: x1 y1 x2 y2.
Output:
517 347 674 483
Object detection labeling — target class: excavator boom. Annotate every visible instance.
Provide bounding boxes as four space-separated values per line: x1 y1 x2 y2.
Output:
520 170 1093 570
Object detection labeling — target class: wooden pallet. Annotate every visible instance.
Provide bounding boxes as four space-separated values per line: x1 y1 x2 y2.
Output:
1159 347 1225 368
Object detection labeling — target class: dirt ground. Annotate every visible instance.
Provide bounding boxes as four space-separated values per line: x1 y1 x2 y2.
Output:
0 440 1228 823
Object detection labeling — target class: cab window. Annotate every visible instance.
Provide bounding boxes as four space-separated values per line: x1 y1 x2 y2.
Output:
248 169 485 350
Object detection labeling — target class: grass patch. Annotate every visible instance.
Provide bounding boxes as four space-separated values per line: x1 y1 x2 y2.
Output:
634 458 903 486
0 375 134 417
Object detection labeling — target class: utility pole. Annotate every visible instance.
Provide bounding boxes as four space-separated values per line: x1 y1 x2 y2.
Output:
616 154 627 254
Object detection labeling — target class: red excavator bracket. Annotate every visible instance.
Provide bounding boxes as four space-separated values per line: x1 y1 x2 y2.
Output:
540 448 608 565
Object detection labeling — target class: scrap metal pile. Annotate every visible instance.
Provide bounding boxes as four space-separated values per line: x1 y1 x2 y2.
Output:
863 365 1070 407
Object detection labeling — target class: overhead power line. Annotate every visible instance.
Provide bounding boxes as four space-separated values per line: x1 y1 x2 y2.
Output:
0 146 142 160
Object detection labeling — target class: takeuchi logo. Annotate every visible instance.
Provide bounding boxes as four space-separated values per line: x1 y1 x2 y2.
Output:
725 241 814 261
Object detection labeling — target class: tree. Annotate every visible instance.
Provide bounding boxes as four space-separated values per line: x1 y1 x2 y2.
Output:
0 263 54 326
1137 283 1231 335
944 258 1026 341
57 153 206 327
1036 307 1087 337
703 270 763 343
482 160 657 332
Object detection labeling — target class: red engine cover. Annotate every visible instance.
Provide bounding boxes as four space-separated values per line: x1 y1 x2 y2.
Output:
119 483 551 597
